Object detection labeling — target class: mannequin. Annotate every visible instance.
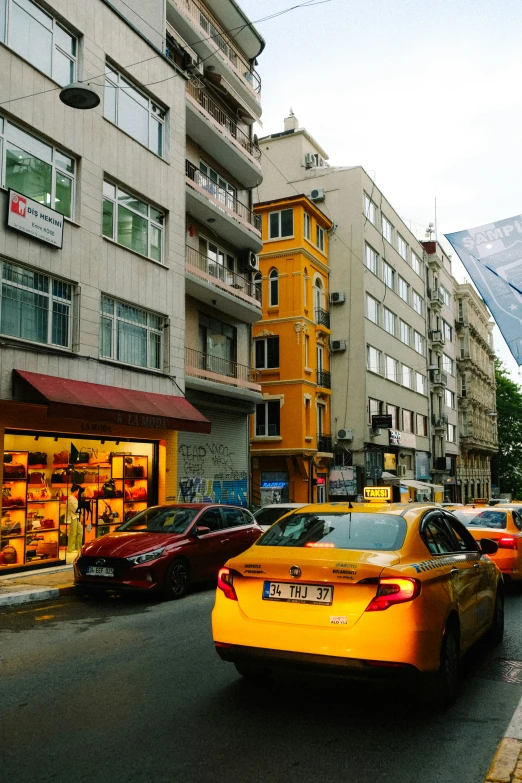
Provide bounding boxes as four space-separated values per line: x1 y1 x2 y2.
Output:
66 484 82 553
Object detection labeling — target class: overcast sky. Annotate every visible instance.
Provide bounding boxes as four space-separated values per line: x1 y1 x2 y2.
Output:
240 0 522 381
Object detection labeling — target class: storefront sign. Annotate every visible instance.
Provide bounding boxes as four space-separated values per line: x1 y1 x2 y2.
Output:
81 422 113 434
372 414 392 429
363 486 391 501
389 430 401 445
260 472 289 506
329 468 357 496
7 190 64 248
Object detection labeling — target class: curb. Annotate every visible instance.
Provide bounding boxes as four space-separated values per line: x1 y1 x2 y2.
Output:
485 695 522 782
0 582 76 608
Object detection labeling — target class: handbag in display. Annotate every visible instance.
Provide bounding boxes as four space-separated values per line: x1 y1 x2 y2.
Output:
83 471 97 483
28 452 47 466
3 453 13 463
53 450 69 465
1 513 21 536
96 452 110 464
28 488 50 501
3 462 26 479
2 488 25 507
41 519 55 530
28 472 45 486
36 541 58 558
100 502 119 525
131 487 147 501
72 469 87 484
51 470 68 484
124 464 145 478
102 479 116 498
2 545 17 564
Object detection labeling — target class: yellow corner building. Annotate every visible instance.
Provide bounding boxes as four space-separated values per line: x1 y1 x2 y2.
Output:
251 196 334 505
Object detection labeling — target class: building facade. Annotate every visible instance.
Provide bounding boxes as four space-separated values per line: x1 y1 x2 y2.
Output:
455 283 498 501
251 195 333 505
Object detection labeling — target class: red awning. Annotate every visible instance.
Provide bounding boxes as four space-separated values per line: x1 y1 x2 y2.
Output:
13 370 211 434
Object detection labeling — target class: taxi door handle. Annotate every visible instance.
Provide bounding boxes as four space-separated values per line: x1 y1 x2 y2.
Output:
450 567 459 574
474 563 480 569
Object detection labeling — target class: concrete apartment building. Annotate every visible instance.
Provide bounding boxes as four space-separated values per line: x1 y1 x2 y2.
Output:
455 283 498 501
257 114 434 499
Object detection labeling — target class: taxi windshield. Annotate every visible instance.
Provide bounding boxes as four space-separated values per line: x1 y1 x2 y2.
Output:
453 510 508 530
257 512 406 551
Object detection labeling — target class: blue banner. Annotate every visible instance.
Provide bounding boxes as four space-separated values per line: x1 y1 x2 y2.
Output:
445 215 522 364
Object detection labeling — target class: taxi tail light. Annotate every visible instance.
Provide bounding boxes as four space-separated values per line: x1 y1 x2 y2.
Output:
499 536 517 549
217 567 238 601
364 577 421 612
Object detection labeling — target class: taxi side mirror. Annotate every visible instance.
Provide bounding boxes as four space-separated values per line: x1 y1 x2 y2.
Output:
479 538 499 555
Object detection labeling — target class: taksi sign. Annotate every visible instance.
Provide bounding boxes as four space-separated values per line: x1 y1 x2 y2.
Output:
7 190 64 248
363 486 391 502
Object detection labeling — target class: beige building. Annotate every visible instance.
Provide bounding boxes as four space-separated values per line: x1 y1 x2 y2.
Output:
257 114 433 498
455 283 498 501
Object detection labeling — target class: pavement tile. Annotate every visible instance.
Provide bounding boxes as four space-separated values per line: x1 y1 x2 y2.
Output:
0 566 74 607
486 738 522 782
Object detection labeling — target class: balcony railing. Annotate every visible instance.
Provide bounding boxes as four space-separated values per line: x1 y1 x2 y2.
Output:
185 347 260 390
185 245 261 302
186 78 260 159
431 414 449 429
317 434 333 453
317 370 331 389
170 0 261 96
185 160 261 231
315 308 330 329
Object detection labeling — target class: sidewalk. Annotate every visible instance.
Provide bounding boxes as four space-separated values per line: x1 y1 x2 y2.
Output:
0 564 75 608
485 695 522 782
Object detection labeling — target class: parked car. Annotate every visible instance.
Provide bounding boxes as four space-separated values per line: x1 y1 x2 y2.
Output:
451 505 522 583
74 504 262 599
254 504 309 531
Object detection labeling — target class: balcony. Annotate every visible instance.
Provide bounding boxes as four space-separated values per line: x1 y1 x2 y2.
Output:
317 370 331 389
166 0 262 115
427 254 442 271
185 160 262 252
185 348 261 400
428 289 443 309
186 78 262 188
315 308 331 330
430 369 448 388
317 434 333 454
429 329 445 347
431 414 449 430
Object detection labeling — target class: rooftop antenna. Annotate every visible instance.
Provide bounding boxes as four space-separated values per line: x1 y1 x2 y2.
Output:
425 221 435 240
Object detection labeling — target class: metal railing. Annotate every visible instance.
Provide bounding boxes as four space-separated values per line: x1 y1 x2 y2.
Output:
170 0 261 95
315 307 330 329
317 370 331 389
185 347 260 387
185 245 261 302
185 160 261 231
186 78 260 159
431 414 449 428
317 434 333 452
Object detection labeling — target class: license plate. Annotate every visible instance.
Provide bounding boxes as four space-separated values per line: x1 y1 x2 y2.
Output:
262 581 333 605
86 566 114 577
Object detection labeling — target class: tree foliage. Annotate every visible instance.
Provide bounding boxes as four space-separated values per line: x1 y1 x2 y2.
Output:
492 360 522 498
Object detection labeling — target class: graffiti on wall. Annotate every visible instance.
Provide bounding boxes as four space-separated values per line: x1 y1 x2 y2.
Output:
176 442 248 507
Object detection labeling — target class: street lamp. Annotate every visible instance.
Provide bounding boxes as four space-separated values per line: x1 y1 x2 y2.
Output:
59 82 100 110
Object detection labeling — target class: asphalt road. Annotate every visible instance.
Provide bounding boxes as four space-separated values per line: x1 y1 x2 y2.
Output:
2 586 522 783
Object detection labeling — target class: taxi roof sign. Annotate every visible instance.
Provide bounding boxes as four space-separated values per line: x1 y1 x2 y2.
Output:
363 486 392 502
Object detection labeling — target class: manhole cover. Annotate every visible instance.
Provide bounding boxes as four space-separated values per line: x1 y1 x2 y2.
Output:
477 659 522 684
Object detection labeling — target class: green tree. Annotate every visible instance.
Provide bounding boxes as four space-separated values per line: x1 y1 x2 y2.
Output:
492 360 522 498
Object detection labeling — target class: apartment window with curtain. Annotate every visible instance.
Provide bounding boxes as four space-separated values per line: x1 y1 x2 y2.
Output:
100 296 165 370
416 413 428 436
412 252 422 276
447 423 456 443
403 409 413 433
385 355 398 381
382 215 393 242
365 243 378 274
440 285 451 306
445 389 455 408
412 290 423 315
0 260 73 348
104 64 165 156
198 312 236 376
399 319 411 345
304 213 311 240
413 330 425 355
383 307 396 336
387 404 399 429
382 261 395 289
364 193 376 224
366 293 379 324
367 345 381 374
398 276 409 302
316 225 325 252
269 208 293 238
102 181 164 263
402 364 412 388
269 269 279 306
255 336 279 369
397 234 408 260
414 371 426 394
255 400 280 436
0 118 75 217
442 319 453 342
254 272 262 303
0 0 76 85
368 398 382 423
442 353 454 374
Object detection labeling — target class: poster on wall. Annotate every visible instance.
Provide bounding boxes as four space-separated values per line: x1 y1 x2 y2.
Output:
329 467 357 496
260 472 290 506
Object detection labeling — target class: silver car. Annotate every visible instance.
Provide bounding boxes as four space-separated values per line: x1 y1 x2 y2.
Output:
253 503 309 531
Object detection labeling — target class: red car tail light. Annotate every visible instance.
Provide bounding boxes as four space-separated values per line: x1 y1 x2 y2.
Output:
365 577 421 612
499 536 517 549
217 567 238 601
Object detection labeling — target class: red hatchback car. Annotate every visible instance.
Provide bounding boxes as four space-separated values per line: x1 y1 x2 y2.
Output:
74 504 262 599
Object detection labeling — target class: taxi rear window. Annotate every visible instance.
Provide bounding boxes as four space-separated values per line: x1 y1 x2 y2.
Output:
453 510 507 530
257 512 406 551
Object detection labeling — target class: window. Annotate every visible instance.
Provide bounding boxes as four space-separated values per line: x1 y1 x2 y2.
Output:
399 319 411 345
198 313 236 373
198 162 236 208
269 208 293 239
444 389 455 408
412 290 423 315
364 193 376 224
104 65 165 156
368 398 382 424
413 330 425 355
411 252 422 276
303 268 308 307
102 181 164 263
442 319 453 342
442 353 454 375
269 269 279 306
403 409 413 433
316 225 325 252
447 423 456 443
365 243 378 274
416 413 428 436
385 355 398 382
402 364 412 388
100 296 165 370
422 514 460 555
383 307 396 336
222 507 251 529
304 334 309 367
254 272 262 302
414 371 426 394
367 345 381 374
0 260 72 347
382 215 393 242
398 276 409 302
255 336 279 369
366 293 379 324
387 404 399 429
198 507 222 533
440 285 451 307
1 0 76 86
304 213 311 240
1 118 75 217
382 261 395 289
397 234 408 260
255 400 280 436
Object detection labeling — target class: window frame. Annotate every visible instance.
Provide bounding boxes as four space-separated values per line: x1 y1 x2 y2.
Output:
382 261 395 289
413 330 425 355
444 388 455 409
100 295 166 371
254 335 279 369
385 354 399 382
397 234 408 260
366 293 379 324
412 290 423 315
304 212 311 240
364 193 376 224
399 319 411 345
316 224 325 252
268 208 294 239
382 215 393 243
102 180 165 263
386 404 399 429
398 276 409 303
368 397 383 424
442 319 453 342
383 307 396 336
416 413 428 436
255 399 281 437
402 364 412 389
365 243 379 275
411 251 422 276
367 344 381 374
269 268 279 307
402 409 413 433
414 371 426 395
442 353 454 375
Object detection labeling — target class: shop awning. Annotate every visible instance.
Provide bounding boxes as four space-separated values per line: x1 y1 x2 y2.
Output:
13 370 211 433
398 479 442 491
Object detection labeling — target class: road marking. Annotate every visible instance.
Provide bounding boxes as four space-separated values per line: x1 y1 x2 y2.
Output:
10 603 66 616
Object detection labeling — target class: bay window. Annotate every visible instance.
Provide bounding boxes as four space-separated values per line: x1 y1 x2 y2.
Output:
102 181 164 263
101 296 165 370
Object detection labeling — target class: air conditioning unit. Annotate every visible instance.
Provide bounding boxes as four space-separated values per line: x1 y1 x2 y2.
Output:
331 339 347 352
310 188 325 202
330 291 345 304
399 465 408 477
337 428 353 441
304 153 314 168
239 250 259 271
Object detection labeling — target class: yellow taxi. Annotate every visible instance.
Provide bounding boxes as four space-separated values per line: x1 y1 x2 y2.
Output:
451 505 522 583
212 502 503 704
